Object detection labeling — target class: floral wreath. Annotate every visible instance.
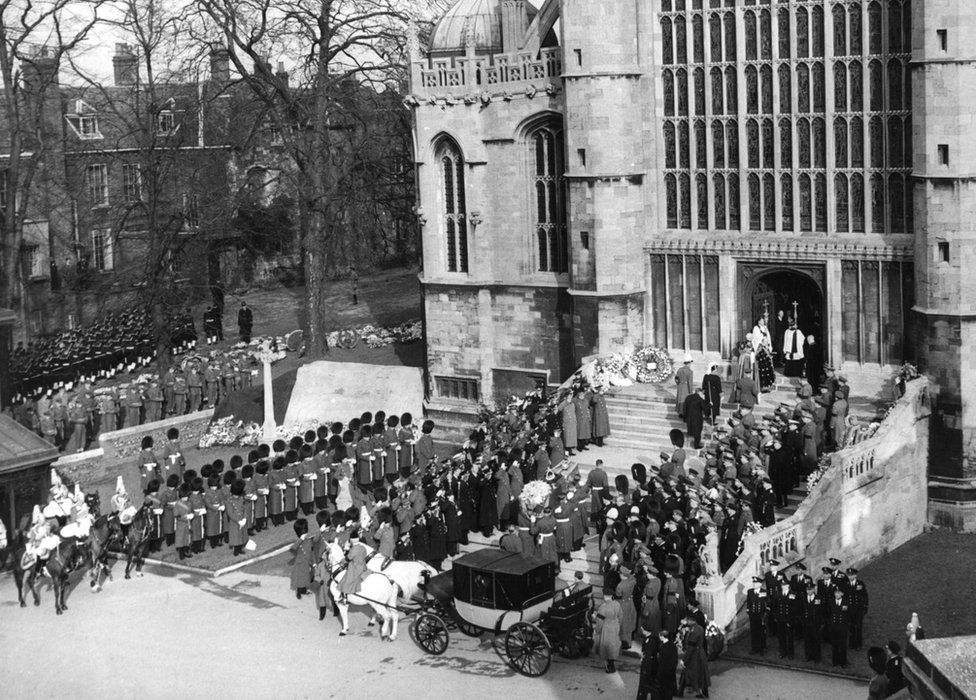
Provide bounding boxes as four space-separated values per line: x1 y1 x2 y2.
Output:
633 346 674 384
337 329 359 349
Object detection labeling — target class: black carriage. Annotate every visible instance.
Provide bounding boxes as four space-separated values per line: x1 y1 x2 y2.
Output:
410 550 593 676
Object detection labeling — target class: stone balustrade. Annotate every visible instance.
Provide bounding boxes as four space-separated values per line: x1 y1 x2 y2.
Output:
413 47 562 96
840 443 879 486
756 522 803 573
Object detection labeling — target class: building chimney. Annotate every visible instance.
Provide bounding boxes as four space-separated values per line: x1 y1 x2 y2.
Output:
210 47 230 84
275 61 289 88
22 45 59 94
112 43 138 86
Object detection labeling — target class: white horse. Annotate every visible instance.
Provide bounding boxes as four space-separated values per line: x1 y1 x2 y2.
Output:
361 544 437 602
324 541 400 640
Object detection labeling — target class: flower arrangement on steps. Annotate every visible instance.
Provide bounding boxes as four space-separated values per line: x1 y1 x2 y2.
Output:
590 346 675 387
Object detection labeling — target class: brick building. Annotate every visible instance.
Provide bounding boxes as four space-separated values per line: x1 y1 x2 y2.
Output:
9 45 240 340
409 0 976 476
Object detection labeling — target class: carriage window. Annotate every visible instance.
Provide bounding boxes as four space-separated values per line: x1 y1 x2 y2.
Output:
471 572 493 606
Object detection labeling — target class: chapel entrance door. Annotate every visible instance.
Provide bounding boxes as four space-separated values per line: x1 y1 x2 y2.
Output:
740 265 826 373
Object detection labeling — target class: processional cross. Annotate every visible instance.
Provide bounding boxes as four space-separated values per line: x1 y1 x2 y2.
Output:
792 300 799 324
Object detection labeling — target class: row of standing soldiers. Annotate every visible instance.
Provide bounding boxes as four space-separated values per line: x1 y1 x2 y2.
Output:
746 561 869 668
12 354 256 450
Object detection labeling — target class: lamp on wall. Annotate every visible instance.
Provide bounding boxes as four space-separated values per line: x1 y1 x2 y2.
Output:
468 210 482 228
413 206 427 226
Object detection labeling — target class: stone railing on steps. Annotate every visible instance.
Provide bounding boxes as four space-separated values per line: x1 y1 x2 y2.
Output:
695 378 931 636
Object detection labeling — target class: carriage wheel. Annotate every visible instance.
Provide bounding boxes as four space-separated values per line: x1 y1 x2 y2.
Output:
411 612 449 656
456 619 482 637
504 622 552 677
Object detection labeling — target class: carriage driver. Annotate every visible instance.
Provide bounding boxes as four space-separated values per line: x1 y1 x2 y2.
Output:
112 475 138 544
338 529 368 605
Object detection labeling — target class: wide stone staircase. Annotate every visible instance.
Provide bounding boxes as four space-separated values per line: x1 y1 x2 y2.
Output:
434 375 880 600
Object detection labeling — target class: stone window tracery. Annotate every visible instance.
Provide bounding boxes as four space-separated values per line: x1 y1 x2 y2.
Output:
659 0 911 235
530 125 567 273
437 138 468 273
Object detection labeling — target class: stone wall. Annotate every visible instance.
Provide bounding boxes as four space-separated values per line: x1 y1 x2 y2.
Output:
53 409 214 499
491 286 562 371
697 379 931 634
424 286 483 381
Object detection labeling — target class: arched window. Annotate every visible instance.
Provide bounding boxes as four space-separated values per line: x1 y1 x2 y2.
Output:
835 117 849 167
530 125 566 272
833 4 847 56
712 121 725 168
850 60 863 110
835 174 850 232
781 174 794 230
749 173 761 230
713 174 726 230
437 138 468 273
666 174 678 228
834 62 848 112
662 17 674 65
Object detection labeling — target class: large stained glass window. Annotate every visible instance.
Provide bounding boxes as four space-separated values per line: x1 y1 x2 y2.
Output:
659 0 912 235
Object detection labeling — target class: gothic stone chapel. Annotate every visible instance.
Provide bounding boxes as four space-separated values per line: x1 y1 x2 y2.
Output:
408 0 976 477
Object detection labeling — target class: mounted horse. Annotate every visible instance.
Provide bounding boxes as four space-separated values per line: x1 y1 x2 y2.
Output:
14 537 89 614
323 540 400 640
120 503 154 579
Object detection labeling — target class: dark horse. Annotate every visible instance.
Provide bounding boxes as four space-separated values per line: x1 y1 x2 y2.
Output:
84 493 120 591
122 503 153 579
14 537 89 614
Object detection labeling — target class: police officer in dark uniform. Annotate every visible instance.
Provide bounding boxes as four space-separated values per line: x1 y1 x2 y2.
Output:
772 579 797 658
846 567 868 650
746 576 768 655
799 581 823 662
827 586 850 667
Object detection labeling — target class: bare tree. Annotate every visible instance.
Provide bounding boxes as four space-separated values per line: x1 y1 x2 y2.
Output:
193 0 432 358
0 0 103 329
65 0 230 372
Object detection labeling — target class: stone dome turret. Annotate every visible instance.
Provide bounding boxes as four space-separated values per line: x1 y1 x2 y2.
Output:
429 0 537 56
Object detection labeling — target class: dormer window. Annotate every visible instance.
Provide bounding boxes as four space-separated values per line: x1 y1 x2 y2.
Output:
156 98 180 136
66 100 102 140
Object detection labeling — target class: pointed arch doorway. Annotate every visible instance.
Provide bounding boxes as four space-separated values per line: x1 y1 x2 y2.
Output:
739 264 826 372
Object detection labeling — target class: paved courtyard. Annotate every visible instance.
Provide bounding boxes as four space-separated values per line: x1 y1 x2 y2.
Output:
0 560 867 700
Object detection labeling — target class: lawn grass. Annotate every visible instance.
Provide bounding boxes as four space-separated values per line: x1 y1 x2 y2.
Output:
142 519 299 573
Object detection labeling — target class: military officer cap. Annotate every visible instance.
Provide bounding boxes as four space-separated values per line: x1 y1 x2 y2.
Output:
846 567 858 575
751 576 763 583
821 566 833 574
794 562 807 571
829 557 841 566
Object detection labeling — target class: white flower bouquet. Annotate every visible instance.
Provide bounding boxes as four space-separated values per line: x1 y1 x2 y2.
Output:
520 480 552 512
198 416 248 448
